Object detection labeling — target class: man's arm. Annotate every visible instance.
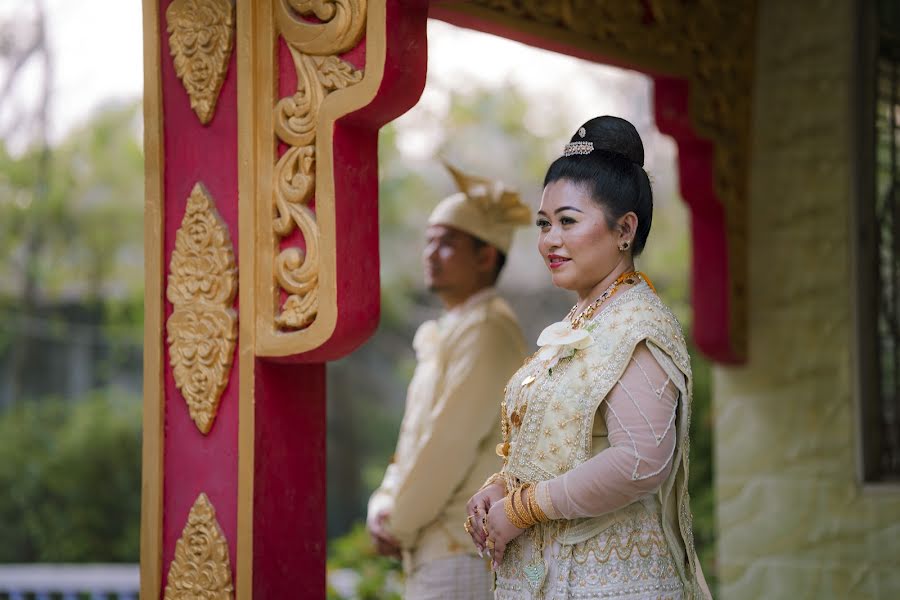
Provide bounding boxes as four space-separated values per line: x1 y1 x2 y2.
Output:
386 318 522 545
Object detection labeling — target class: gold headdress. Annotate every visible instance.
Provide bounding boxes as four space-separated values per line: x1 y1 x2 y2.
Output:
428 162 531 253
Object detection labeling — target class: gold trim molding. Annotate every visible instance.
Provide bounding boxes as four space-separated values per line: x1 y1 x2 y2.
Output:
270 0 367 331
167 182 237 434
446 0 754 357
166 0 235 125
164 493 235 599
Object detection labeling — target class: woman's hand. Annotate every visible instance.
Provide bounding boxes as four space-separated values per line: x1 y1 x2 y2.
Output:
484 496 525 569
465 482 506 555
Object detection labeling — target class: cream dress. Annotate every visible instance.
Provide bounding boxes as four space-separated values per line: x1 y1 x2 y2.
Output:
494 284 710 600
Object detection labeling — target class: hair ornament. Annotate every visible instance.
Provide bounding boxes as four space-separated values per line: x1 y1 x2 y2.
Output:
563 140 594 157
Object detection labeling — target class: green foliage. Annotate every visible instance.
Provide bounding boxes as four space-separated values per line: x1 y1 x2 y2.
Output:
0 393 142 562
0 100 144 299
686 343 717 587
327 524 402 600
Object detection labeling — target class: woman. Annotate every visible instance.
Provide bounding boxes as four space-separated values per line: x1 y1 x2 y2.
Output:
464 116 710 599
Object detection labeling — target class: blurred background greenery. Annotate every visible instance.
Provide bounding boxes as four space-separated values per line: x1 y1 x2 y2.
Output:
0 7 714 598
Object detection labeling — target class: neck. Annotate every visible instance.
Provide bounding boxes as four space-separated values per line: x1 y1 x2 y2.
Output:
438 282 492 311
575 259 636 311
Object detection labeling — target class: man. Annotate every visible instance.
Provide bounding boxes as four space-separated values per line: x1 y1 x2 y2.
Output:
367 163 530 598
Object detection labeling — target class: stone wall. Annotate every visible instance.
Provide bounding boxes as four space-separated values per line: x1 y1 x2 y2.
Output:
714 0 900 597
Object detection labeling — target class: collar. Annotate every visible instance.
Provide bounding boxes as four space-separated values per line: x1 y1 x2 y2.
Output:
443 286 498 322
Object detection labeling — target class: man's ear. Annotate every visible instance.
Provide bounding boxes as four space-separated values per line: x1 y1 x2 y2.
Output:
477 243 499 275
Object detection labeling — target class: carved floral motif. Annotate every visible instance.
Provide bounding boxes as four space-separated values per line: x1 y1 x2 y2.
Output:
272 0 367 330
164 493 234 599
167 183 237 434
166 0 235 125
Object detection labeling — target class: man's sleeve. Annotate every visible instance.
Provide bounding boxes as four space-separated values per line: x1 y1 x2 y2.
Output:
367 463 398 526
386 318 521 544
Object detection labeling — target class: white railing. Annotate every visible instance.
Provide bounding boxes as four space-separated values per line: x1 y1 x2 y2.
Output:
0 564 138 599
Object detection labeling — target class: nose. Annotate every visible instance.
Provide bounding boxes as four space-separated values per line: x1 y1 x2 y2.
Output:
542 225 562 251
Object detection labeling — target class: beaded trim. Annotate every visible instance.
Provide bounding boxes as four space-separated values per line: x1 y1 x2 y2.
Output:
563 140 594 157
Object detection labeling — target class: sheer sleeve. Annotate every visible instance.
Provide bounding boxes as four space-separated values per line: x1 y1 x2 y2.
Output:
537 342 681 520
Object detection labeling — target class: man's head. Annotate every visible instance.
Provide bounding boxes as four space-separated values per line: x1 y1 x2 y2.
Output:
423 225 506 307
424 163 528 307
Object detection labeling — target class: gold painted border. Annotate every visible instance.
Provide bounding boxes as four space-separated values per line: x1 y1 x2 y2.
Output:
236 0 392 595
253 1 390 357
235 0 264 596
140 0 165 596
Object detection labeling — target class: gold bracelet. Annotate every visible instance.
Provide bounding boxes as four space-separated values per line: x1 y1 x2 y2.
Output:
504 489 532 529
525 484 548 523
518 483 543 524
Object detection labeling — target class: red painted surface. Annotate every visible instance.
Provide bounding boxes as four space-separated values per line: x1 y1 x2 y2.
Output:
430 4 741 364
654 77 740 364
250 0 429 596
159 0 240 594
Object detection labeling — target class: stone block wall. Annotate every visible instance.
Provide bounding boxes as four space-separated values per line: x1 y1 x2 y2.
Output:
714 0 900 597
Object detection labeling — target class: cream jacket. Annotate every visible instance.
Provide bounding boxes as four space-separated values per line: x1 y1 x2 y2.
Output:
368 288 526 571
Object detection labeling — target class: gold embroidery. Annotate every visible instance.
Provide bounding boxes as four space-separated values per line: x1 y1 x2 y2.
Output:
166 0 234 125
164 493 234 598
272 0 366 330
167 183 237 434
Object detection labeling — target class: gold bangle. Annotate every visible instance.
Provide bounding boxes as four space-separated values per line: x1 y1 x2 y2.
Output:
510 486 531 526
519 483 541 524
504 491 531 529
525 484 548 523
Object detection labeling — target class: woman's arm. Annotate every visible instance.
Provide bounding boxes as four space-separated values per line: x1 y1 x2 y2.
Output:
538 341 680 519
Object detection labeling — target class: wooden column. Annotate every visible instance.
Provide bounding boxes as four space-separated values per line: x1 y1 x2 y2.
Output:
141 1 428 597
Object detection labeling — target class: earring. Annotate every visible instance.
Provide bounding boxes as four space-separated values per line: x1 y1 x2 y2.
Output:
619 240 631 251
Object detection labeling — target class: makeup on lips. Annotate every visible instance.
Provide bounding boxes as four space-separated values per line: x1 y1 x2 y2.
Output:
548 254 571 269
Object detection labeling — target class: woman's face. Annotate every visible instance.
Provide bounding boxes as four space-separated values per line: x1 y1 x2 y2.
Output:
537 179 629 297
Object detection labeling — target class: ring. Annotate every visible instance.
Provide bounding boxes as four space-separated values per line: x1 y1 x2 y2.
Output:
486 538 495 550
464 521 473 534
466 515 475 524
482 523 489 535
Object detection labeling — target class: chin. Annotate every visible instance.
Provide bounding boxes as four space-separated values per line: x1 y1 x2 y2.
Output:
550 271 578 292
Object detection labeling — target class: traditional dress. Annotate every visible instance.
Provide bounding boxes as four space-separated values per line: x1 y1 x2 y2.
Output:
368 288 527 598
495 283 710 600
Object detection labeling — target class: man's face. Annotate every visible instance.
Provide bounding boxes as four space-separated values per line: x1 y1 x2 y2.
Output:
423 225 485 295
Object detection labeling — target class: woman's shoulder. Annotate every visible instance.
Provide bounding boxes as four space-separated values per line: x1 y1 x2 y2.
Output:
582 285 689 369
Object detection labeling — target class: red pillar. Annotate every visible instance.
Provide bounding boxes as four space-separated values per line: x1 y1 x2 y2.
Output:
141 1 428 598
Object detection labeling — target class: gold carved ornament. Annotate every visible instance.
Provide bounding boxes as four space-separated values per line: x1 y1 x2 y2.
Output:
164 493 234 599
455 0 754 357
167 183 237 435
166 0 235 125
271 0 367 330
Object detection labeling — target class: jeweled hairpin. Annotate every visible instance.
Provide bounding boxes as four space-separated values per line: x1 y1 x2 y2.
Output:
563 141 594 157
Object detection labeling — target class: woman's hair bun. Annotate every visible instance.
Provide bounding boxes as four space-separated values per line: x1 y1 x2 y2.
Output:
573 116 644 167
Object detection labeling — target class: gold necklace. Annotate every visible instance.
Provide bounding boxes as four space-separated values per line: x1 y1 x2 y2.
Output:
567 270 647 329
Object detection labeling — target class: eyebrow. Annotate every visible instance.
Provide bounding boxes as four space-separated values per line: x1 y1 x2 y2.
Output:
537 206 585 216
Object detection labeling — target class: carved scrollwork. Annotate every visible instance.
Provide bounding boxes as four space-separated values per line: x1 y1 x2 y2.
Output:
164 493 234 599
272 1 366 330
167 183 237 434
166 0 235 125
